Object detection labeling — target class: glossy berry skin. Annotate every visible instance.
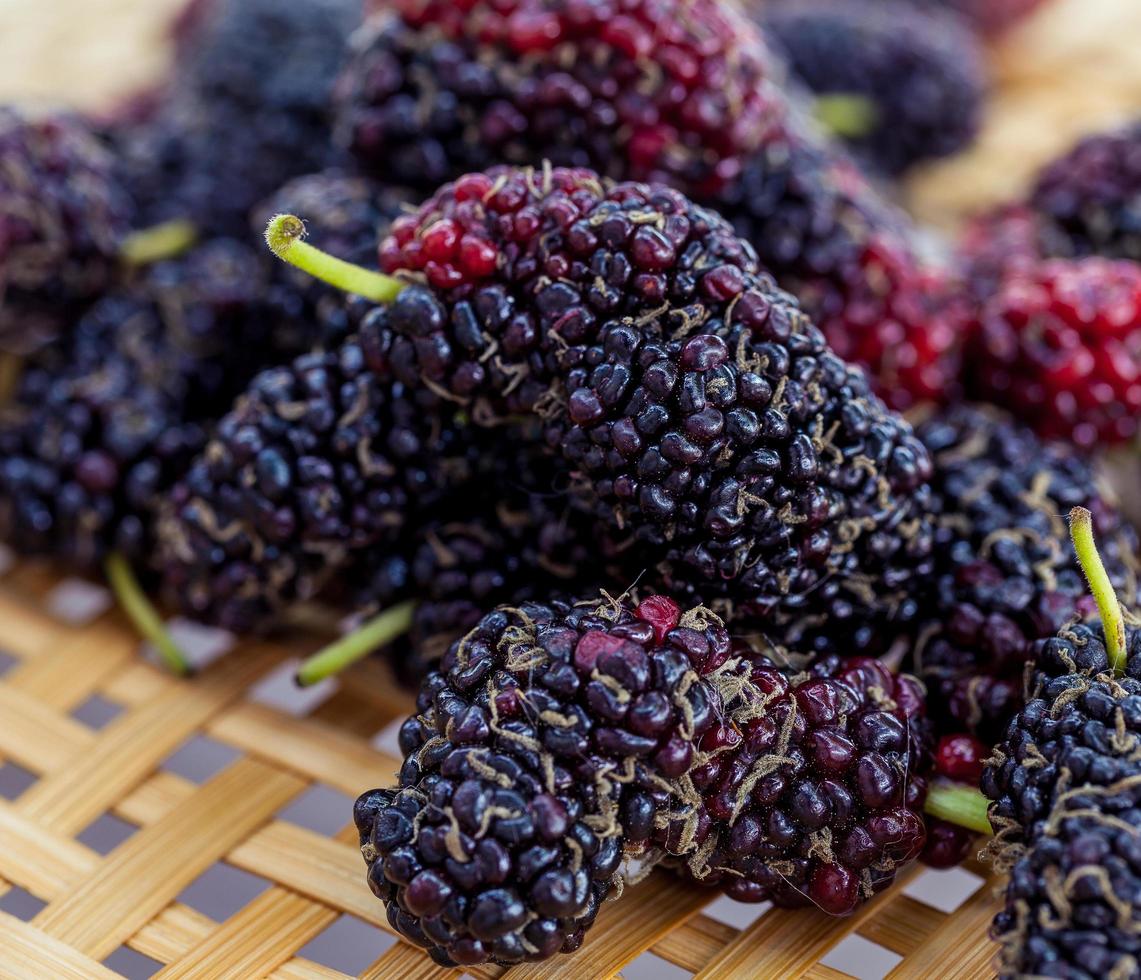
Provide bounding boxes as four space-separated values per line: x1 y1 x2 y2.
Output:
356 596 738 966
115 0 360 236
0 107 132 353
933 734 988 783
338 0 782 197
378 165 936 640
762 0 985 176
966 258 1141 449
0 240 291 567
910 405 1139 743
991 804 1141 980
157 316 485 633
921 818 974 869
667 653 931 914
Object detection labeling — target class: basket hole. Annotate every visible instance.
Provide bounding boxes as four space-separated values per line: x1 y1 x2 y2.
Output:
45 577 113 626
102 945 163 979
70 693 124 730
277 783 355 836
248 658 337 716
296 913 395 974
0 886 47 921
159 734 241 784
902 865 985 914
148 618 235 672
703 893 771 930
77 812 137 855
820 934 903 980
370 716 406 758
621 952 693 979
0 648 17 677
0 760 36 800
177 862 271 922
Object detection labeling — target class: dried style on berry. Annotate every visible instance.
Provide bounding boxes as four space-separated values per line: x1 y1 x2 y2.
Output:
0 107 132 353
910 406 1139 743
337 0 783 198
762 0 985 175
371 166 934 637
0 240 286 567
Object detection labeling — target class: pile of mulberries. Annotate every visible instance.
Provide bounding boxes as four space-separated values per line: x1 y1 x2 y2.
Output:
356 594 932 966
761 0 986 175
374 166 936 640
114 0 361 236
0 107 133 353
910 405 1139 742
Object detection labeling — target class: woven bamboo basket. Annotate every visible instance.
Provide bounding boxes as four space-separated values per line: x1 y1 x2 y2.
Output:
1 1 1139 977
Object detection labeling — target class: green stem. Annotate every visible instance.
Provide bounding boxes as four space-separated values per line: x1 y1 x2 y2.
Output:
296 600 416 687
264 214 405 302
924 781 992 835
813 93 879 139
1070 505 1128 674
120 219 198 266
105 553 190 676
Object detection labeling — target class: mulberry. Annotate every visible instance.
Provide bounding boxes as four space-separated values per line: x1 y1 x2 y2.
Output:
910 406 1138 743
335 0 783 197
761 0 985 175
279 165 935 643
965 257 1141 449
156 315 484 633
0 107 133 353
1030 120 1141 262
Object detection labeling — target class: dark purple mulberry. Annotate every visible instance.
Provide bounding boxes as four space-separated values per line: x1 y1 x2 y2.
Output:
761 0 986 176
156 316 484 633
369 165 935 640
0 107 132 353
337 0 783 198
910 405 1139 743
355 595 737 965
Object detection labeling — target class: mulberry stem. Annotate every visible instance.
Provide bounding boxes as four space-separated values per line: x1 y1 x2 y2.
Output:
264 213 405 302
0 351 22 406
120 219 198 266
924 781 992 835
813 93 878 139
105 554 190 676
1070 505 1127 674
296 600 416 686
